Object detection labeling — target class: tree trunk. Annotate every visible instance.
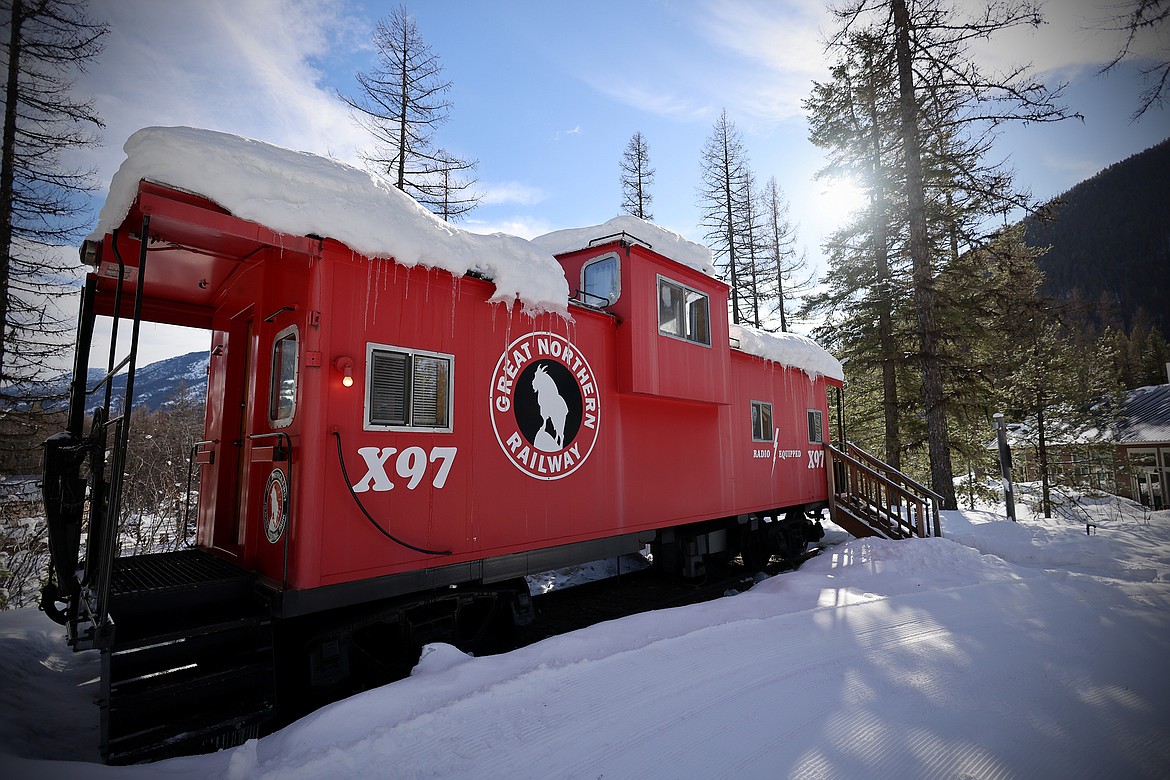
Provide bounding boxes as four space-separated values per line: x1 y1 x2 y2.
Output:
892 0 955 508
395 19 409 190
721 133 741 325
1037 399 1051 518
0 0 24 383
865 61 900 471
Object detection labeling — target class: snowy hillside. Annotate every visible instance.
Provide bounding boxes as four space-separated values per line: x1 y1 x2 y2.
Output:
19 351 207 413
1 490 1168 778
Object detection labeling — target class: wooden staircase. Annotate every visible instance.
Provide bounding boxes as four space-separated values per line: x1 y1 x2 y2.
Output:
824 443 943 540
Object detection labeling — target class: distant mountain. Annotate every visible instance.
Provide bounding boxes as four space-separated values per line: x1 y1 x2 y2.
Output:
1023 138 1170 332
34 351 207 413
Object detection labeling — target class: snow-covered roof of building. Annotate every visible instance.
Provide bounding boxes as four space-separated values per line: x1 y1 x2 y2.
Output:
92 127 570 315
532 216 717 278
997 384 1170 448
729 323 845 382
1119 384 1170 443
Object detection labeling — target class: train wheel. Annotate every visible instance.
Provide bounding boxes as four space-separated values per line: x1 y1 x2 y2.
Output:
454 593 516 657
740 525 770 572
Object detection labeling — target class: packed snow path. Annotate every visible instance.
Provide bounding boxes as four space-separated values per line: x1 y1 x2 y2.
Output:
2 498 1168 778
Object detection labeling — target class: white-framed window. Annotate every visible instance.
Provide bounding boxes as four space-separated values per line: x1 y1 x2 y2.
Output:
657 275 710 346
751 400 773 442
268 325 298 428
365 343 454 432
580 252 620 306
807 409 824 444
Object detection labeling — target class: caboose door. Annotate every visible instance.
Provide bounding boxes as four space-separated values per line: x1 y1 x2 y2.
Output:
205 310 254 556
237 322 300 579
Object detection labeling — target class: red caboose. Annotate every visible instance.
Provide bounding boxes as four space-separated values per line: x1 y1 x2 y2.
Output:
42 127 843 762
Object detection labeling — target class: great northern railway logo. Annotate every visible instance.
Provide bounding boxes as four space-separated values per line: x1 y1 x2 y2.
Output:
490 332 600 480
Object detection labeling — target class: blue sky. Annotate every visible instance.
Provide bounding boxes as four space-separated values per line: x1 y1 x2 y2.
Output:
76 0 1169 361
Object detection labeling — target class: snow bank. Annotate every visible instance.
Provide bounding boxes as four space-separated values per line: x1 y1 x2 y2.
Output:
532 215 717 277
729 322 845 381
92 127 570 315
3 495 1170 778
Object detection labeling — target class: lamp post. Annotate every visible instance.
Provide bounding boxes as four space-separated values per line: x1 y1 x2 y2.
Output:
993 413 1016 522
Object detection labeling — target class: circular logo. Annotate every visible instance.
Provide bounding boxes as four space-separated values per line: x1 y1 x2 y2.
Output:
490 332 600 480
263 467 289 543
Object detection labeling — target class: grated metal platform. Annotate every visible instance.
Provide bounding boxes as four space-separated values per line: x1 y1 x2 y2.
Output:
111 549 249 596
107 549 260 626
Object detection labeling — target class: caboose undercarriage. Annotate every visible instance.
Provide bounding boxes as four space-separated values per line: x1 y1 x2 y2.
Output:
49 503 823 763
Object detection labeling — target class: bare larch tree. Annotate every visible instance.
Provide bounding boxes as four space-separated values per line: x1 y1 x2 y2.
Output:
1 0 107 464
620 131 655 220
341 4 479 221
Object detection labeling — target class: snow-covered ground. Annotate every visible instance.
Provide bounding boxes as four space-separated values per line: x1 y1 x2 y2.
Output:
2 488 1169 779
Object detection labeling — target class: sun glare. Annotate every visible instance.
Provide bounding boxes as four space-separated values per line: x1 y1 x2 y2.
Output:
817 177 868 222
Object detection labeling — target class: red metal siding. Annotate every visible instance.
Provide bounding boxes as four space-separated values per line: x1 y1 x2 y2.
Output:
727 351 831 512
121 183 835 595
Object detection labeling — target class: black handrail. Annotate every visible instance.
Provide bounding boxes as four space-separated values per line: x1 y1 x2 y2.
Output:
183 440 216 548
93 214 151 637
103 227 128 413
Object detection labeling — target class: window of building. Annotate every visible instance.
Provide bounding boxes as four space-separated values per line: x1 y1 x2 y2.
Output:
751 401 773 442
580 253 620 306
366 343 453 431
807 409 824 444
657 276 710 346
269 326 298 427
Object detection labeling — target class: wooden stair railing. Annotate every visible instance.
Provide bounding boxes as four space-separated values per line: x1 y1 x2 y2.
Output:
824 443 943 540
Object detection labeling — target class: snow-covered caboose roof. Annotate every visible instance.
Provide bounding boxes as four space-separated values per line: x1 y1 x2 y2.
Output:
730 324 845 382
92 126 570 315
531 216 717 278
93 127 843 382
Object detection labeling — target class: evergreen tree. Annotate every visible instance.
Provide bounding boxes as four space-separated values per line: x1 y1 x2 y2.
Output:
1114 309 1170 387
821 0 1076 507
619 131 654 220
1141 326 1169 385
341 5 479 220
804 26 909 468
1005 320 1121 517
1 0 107 466
939 227 1044 482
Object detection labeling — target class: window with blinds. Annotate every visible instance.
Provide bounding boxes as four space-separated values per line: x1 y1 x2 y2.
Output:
807 409 824 444
366 344 453 431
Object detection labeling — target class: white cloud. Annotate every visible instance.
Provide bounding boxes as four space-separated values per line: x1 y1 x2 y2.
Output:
697 0 830 78
83 0 371 188
584 77 711 121
961 0 1123 77
683 0 1165 123
460 216 556 241
477 181 547 207
570 1 829 124
691 0 832 121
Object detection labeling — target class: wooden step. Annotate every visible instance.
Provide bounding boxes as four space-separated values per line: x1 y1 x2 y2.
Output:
831 501 893 540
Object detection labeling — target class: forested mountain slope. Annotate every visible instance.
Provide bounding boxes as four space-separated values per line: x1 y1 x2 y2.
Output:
1023 138 1170 332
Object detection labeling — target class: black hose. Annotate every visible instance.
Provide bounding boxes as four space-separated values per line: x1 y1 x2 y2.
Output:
332 430 452 556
